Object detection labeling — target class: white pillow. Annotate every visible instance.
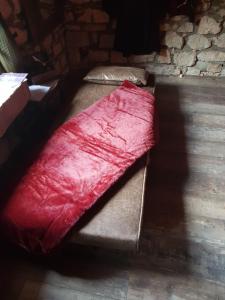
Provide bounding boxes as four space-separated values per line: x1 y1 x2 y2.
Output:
83 66 149 86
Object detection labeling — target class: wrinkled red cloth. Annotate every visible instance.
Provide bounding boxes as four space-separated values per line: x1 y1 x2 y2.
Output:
0 81 156 253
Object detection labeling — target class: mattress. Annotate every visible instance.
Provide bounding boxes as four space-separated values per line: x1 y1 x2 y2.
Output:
0 81 156 253
65 83 154 250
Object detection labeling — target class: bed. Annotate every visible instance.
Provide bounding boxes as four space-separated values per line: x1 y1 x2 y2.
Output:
65 83 154 251
0 71 156 253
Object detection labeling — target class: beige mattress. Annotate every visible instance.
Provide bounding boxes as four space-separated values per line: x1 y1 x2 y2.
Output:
64 83 152 251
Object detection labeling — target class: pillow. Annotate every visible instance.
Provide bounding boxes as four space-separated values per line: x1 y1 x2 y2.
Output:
83 66 149 86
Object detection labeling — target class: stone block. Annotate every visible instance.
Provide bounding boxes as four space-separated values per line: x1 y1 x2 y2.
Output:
197 51 225 62
128 53 155 64
89 50 109 62
198 16 222 34
146 64 180 76
207 63 223 73
164 31 184 49
196 61 207 71
218 8 225 17
157 49 171 64
53 42 63 57
13 28 28 46
77 8 92 23
99 34 114 49
213 33 225 48
187 34 211 50
110 51 127 64
66 31 89 48
12 0 21 14
174 51 196 67
92 9 109 23
186 67 201 76
201 71 220 77
197 0 211 12
90 32 99 47
68 48 80 67
82 24 107 32
65 11 74 22
160 23 171 31
177 22 194 33
1 0 12 19
170 15 189 22
43 35 53 50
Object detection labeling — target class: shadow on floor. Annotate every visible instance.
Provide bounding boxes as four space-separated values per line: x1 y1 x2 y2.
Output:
140 82 190 274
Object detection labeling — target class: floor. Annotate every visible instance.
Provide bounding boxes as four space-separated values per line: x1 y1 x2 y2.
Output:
1 76 225 299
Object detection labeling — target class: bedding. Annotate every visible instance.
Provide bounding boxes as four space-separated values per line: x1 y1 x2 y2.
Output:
0 80 156 253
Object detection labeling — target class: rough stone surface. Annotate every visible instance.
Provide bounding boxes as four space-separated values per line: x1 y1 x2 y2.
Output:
213 33 225 48
177 22 194 33
160 23 171 31
99 34 114 49
65 12 74 22
197 51 225 62
164 31 184 49
82 24 107 32
53 42 63 57
196 61 207 71
110 51 127 64
174 52 196 67
197 0 211 12
170 15 189 22
201 71 220 77
220 68 225 76
1 0 12 19
157 49 171 64
186 67 201 76
198 16 222 34
128 54 155 64
207 63 223 73
69 48 81 68
187 34 211 50
146 64 181 76
66 31 89 47
11 28 28 45
89 50 109 62
43 35 53 50
77 9 92 23
12 0 21 14
92 9 109 23
171 23 179 31
218 8 225 17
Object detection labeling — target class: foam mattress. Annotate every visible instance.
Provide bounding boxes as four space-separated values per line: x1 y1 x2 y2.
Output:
0 81 156 253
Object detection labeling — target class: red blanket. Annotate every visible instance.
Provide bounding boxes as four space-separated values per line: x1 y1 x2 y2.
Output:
0 81 156 253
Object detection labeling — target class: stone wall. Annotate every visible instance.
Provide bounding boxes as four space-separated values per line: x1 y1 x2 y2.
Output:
65 0 225 77
1 0 69 75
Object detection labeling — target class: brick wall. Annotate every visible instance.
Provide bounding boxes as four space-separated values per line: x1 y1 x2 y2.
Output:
64 0 225 77
0 0 69 166
1 0 69 75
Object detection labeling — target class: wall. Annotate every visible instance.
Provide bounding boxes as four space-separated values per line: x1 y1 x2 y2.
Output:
65 0 225 77
0 0 69 166
1 0 69 75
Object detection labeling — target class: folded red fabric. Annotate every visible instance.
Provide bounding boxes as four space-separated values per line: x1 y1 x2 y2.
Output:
0 81 156 253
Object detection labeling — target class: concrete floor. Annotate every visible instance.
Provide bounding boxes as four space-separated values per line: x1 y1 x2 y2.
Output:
1 76 225 299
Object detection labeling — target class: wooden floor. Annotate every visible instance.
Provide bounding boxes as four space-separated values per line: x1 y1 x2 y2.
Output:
1 76 225 299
